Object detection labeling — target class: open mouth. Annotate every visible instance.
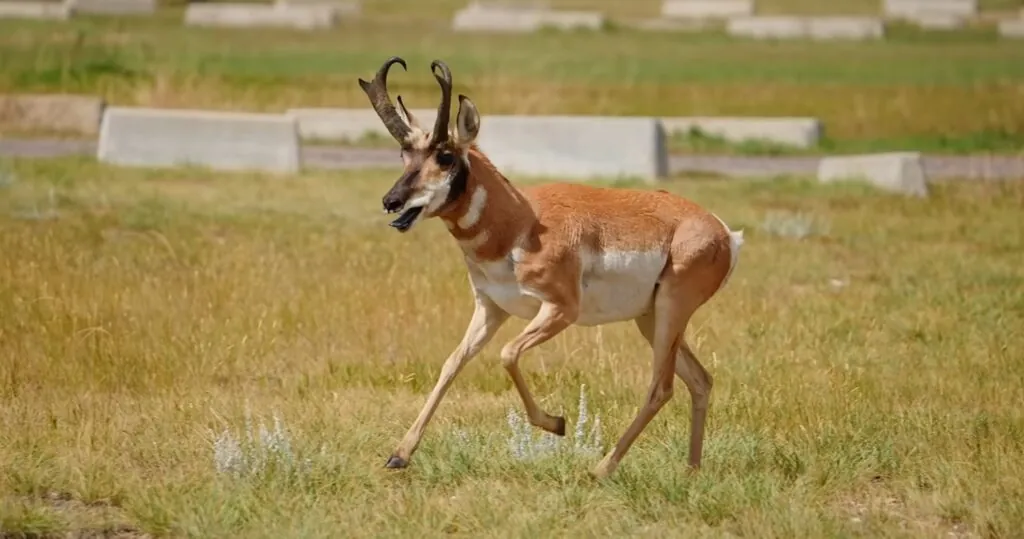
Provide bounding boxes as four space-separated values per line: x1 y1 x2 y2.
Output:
388 206 423 233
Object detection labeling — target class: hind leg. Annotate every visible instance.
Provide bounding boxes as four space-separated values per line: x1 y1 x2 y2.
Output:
635 311 713 469
591 283 683 479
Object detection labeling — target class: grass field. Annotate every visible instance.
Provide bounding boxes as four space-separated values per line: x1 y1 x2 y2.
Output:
2 1 1024 155
1 156 1023 537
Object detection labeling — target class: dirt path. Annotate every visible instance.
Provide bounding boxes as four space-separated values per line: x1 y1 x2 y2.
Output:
2 138 1022 181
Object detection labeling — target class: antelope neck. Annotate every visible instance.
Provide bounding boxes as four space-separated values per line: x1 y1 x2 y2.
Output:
438 149 534 261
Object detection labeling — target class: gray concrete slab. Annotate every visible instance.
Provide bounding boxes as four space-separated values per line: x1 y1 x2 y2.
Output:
661 0 753 19
96 107 301 174
0 1 71 20
474 115 669 181
818 152 929 196
184 3 338 29
3 138 1022 182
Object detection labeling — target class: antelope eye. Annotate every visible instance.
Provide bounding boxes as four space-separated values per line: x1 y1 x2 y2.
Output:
436 152 455 167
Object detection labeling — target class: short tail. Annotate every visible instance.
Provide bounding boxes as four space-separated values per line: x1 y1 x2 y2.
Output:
712 213 744 288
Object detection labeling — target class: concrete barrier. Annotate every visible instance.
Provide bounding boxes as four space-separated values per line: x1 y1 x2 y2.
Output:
66 0 156 16
806 16 884 40
288 110 667 180
883 0 976 19
0 1 72 19
817 152 929 197
275 0 360 16
97 107 301 174
725 16 804 39
998 19 1024 38
661 0 753 19
287 109 824 150
452 2 604 32
727 16 884 40
662 117 822 148
288 108 825 150
286 107 437 141
184 3 338 29
474 116 668 181
0 94 105 135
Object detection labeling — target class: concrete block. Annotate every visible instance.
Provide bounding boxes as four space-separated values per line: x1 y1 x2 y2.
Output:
97 107 301 174
727 16 884 40
274 0 359 16
452 2 603 32
662 116 822 148
184 3 338 29
474 115 669 182
883 0 976 19
725 16 805 39
537 9 604 30
817 152 929 197
998 19 1024 38
286 107 437 141
0 94 105 135
661 0 753 19
66 0 155 16
806 16 884 40
0 1 72 19
470 0 550 9
452 6 539 31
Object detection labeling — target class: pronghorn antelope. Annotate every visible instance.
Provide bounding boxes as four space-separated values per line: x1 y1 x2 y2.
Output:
358 56 744 479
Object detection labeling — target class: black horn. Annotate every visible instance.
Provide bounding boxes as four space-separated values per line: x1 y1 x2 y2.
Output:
429 60 453 147
358 56 412 144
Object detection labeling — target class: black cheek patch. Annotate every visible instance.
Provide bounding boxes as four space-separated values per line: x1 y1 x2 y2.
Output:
444 161 469 207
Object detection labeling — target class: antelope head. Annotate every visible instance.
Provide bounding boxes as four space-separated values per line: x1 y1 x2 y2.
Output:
358 56 482 233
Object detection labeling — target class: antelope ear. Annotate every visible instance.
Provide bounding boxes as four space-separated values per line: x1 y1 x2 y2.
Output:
396 95 422 130
455 94 480 145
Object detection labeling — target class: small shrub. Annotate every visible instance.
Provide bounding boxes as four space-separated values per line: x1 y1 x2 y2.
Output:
506 384 603 462
209 408 314 479
759 210 829 240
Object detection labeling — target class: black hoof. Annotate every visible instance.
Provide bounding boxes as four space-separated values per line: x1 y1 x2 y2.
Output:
384 455 408 469
554 416 566 437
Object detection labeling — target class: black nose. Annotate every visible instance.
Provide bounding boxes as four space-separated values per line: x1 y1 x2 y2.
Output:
382 194 404 212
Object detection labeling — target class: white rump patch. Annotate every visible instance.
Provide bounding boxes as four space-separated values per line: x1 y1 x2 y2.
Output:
712 213 744 287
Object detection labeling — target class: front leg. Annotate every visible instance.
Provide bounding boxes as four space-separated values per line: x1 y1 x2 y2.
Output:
499 300 578 436
386 292 509 469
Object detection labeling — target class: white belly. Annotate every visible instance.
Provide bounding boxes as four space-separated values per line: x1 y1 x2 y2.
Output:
576 249 666 326
471 250 667 326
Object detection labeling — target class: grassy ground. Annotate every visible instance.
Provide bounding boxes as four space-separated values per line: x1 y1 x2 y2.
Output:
2 8 1024 155
1 157 1023 537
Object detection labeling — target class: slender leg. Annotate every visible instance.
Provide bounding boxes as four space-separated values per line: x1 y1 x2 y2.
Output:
592 290 680 479
385 294 509 468
633 310 714 471
675 341 713 469
498 301 577 436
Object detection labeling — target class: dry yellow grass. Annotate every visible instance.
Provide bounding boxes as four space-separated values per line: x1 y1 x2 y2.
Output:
1 157 1023 538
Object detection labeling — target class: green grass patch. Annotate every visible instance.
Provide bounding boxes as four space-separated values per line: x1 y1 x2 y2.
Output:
1 4 1024 153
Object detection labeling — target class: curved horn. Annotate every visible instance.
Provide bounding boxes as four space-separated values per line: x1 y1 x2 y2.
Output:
358 56 412 144
429 60 453 146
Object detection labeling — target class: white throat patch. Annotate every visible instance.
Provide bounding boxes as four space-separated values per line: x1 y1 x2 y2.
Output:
457 187 487 229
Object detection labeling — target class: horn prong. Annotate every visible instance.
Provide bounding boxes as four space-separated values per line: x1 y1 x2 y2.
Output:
359 56 412 144
429 59 454 147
